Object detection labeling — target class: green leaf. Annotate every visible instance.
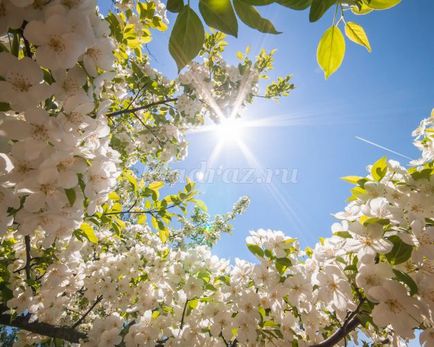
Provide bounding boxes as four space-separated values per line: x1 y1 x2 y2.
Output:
365 0 401 10
188 298 199 309
347 186 366 202
233 0 280 34
0 102 11 112
123 170 138 193
305 247 313 257
108 191 120 201
137 214 147 225
333 231 352 238
149 181 164 190
242 0 274 5
351 2 373 15
341 176 364 184
371 156 387 181
385 235 413 265
309 0 336 22
393 269 418 296
216 275 231 286
247 243 264 257
197 270 211 283
360 216 389 226
169 6 205 71
317 25 346 79
80 223 98 244
276 257 292 267
0 42 8 52
199 0 238 37
64 188 76 207
167 0 184 12
276 0 311 10
275 257 292 273
345 21 371 52
159 226 170 243
194 199 208 212
410 168 433 180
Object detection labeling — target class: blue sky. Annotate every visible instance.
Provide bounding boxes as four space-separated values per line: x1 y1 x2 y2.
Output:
101 0 434 262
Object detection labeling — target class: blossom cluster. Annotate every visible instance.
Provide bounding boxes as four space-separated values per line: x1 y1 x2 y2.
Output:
0 0 121 242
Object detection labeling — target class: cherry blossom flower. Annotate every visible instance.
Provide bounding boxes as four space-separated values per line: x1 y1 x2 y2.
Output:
316 265 353 312
82 37 114 76
0 53 51 111
24 14 86 69
369 280 422 339
345 222 393 261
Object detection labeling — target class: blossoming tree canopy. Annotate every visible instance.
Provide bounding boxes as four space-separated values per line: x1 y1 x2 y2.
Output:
0 0 433 346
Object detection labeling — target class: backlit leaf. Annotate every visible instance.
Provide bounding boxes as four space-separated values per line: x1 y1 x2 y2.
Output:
345 21 371 52
169 6 205 71
317 25 346 79
233 0 280 34
199 0 238 37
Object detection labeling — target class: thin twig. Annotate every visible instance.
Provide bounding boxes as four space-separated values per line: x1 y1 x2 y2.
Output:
179 299 189 331
103 202 178 216
24 235 32 282
72 295 103 328
106 98 177 117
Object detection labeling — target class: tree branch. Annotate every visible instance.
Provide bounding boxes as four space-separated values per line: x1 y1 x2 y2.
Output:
24 235 32 283
180 299 189 331
103 202 179 216
72 295 103 328
106 98 177 117
310 316 360 347
0 305 86 343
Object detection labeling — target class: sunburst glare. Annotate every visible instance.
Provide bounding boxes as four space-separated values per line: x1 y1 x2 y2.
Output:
214 117 246 144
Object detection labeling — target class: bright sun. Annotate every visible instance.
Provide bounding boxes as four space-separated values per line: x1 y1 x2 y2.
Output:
215 117 245 143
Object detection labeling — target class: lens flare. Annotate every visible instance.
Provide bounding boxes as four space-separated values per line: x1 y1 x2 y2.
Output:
215 117 245 143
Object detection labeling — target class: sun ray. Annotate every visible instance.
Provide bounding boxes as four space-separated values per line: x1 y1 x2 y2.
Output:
235 139 313 244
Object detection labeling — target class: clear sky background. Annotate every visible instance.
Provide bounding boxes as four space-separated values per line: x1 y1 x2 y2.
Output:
101 0 434 263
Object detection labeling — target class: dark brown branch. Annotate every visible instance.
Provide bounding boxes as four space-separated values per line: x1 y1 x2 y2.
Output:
0 305 86 343
310 316 360 347
180 299 189 330
106 98 177 117
24 235 32 282
72 295 103 328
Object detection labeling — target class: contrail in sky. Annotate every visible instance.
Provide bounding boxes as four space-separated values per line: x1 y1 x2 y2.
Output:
355 136 414 161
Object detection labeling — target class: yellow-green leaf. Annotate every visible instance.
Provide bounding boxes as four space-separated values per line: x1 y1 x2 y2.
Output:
194 199 208 212
317 26 346 79
108 191 120 201
371 156 387 181
159 227 170 243
199 0 238 37
80 223 98 244
341 175 364 184
137 214 147 225
351 2 373 15
345 22 371 52
149 181 164 190
365 0 401 10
